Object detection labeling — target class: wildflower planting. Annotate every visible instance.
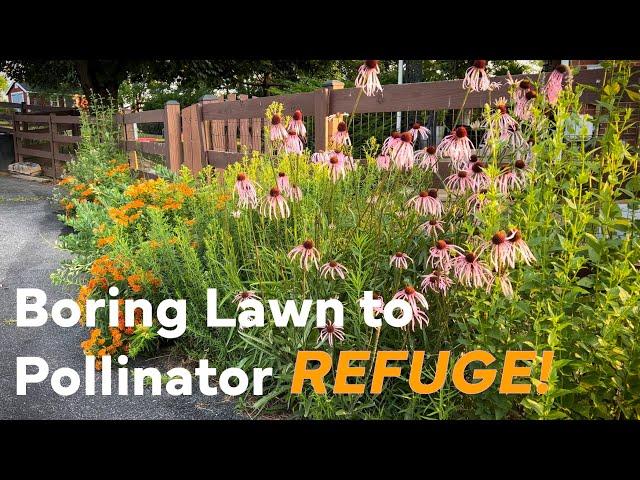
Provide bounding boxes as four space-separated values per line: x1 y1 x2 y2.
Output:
53 60 640 419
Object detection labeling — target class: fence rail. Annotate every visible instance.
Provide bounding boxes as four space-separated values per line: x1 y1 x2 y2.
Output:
2 68 626 179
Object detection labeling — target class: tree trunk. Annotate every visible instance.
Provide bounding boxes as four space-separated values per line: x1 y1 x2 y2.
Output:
74 60 123 103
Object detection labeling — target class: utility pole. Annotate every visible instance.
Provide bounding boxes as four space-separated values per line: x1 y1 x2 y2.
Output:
396 60 404 131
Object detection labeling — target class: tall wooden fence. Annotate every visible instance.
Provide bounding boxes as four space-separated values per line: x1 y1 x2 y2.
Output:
2 68 618 178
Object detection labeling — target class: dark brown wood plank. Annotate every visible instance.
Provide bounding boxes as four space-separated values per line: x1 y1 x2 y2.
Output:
15 114 50 123
53 134 81 144
205 150 245 168
121 109 166 124
251 117 262 153
15 130 51 141
50 115 81 124
202 91 315 120
18 145 53 160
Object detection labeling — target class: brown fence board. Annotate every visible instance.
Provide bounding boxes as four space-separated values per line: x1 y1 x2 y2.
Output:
15 114 50 123
205 150 244 168
202 91 315 120
125 140 166 156
121 109 165 124
53 134 82 144
51 115 81 124
17 145 53 160
15 130 51 141
0 126 14 134
251 117 262 153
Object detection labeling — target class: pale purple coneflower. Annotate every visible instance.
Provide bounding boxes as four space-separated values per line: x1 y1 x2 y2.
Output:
288 184 303 201
270 114 288 142
355 60 383 97
410 122 431 143
284 129 304 154
436 126 475 168
496 270 513 298
233 290 262 307
421 269 453 296
319 260 348 280
288 239 321 271
496 167 524 195
327 152 347 182
331 121 351 147
407 189 443 217
391 132 415 171
318 320 345 347
277 171 290 193
514 80 532 120
488 230 516 270
311 151 328 164
470 162 491 192
392 285 429 330
453 249 492 289
445 169 475 193
420 218 444 237
287 109 306 138
381 131 402 156
235 172 258 209
428 239 463 271
390 251 413 270
466 189 489 213
495 97 518 136
544 64 571 105
376 154 390 170
519 89 538 121
509 228 536 265
414 145 438 172
260 187 290 219
513 159 531 183
462 60 491 92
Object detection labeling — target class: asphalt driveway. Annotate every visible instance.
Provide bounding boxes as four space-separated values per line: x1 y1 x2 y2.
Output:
0 174 242 419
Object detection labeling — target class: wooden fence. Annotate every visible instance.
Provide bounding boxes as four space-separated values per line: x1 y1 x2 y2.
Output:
1 68 614 178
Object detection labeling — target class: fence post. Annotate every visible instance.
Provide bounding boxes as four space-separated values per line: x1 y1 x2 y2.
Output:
164 100 182 172
122 107 138 170
314 80 344 152
48 113 57 179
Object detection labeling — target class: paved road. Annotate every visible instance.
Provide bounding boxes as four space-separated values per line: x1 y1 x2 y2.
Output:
0 174 242 419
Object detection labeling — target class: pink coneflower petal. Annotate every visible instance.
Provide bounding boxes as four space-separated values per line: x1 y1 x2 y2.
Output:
320 260 348 280
496 168 524 195
376 154 391 170
427 239 463 271
331 121 351 147
453 250 492 289
382 131 402 156
270 115 288 142
287 110 307 138
233 290 262 308
414 146 438 172
288 184 303 201
436 126 475 169
284 129 304 154
410 122 431 143
235 172 258 209
311 151 328 164
470 162 491 192
445 169 475 193
406 189 444 217
317 320 345 347
488 230 516 270
419 218 445 237
389 251 413 270
260 187 290 219
391 132 415 170
420 269 453 296
544 64 571 105
462 60 491 92
509 228 536 265
287 239 321 271
392 285 429 330
327 152 347 182
355 60 383 97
